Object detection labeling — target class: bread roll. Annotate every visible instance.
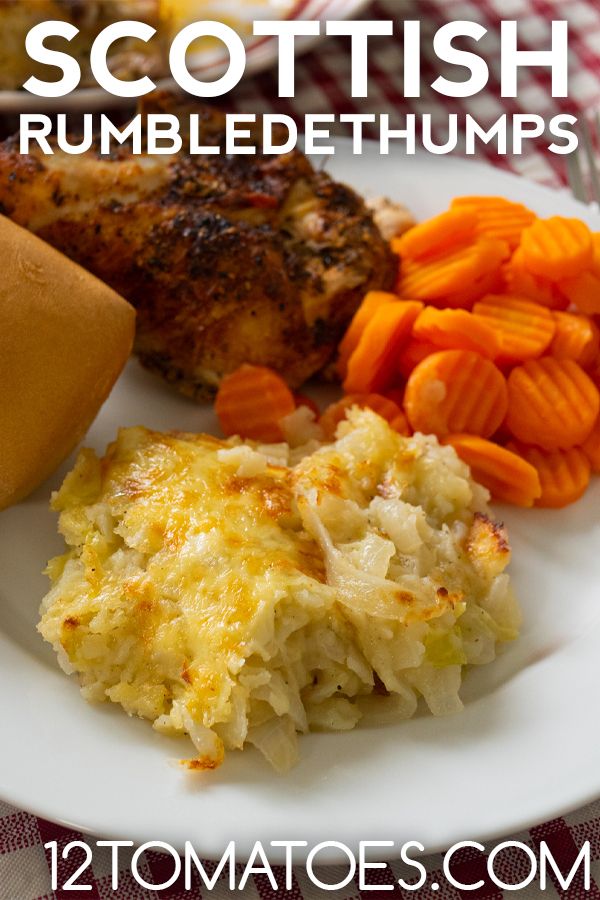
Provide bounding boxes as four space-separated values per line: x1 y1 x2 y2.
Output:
0 215 135 509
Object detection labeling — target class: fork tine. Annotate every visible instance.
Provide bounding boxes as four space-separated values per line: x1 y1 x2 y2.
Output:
566 143 587 203
580 116 600 205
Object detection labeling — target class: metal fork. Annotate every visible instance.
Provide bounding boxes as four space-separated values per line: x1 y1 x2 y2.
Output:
566 114 600 205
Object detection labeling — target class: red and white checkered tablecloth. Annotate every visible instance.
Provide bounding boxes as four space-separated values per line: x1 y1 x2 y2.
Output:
2 1 600 898
225 0 600 188
3 797 600 898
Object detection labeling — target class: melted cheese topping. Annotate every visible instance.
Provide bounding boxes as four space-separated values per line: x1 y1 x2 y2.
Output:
44 429 330 721
39 411 521 771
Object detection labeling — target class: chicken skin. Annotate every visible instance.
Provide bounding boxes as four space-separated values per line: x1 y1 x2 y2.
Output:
0 93 397 399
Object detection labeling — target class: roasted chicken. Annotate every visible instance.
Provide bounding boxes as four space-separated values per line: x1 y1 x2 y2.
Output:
0 93 397 399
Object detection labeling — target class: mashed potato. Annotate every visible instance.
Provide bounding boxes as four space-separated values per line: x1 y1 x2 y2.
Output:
39 409 520 771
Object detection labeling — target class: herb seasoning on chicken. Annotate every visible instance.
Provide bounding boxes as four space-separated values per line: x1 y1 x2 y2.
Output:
0 93 397 399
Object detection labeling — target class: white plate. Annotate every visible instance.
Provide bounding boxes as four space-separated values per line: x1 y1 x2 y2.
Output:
1 141 600 864
0 0 371 112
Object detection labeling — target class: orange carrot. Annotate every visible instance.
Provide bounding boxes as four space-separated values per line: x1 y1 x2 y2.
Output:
383 387 405 407
502 247 568 310
215 364 296 442
397 238 509 302
404 350 508 439
559 270 600 315
520 216 593 281
508 442 591 508
588 360 600 392
397 338 438 379
451 195 536 250
413 307 500 359
432 265 505 310
443 433 541 506
549 311 600 369
472 294 556 364
319 393 403 440
337 290 399 378
344 300 423 394
389 410 411 435
506 358 600 450
294 393 321 419
580 417 600 473
558 234 600 314
392 208 477 260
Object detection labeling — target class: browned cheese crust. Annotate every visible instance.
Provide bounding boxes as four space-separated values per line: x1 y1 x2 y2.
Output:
0 92 397 400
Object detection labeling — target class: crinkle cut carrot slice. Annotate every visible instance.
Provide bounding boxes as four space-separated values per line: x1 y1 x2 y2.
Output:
559 270 600 315
432 265 506 310
319 393 403 440
549 311 600 369
344 300 423 394
397 239 509 302
392 208 477 260
506 357 600 450
521 216 593 281
215 364 296 442
388 410 411 435
509 441 591 508
559 234 600 314
503 248 568 310
472 294 555 364
413 307 500 358
397 338 439 379
294 393 321 418
443 433 541 506
451 196 536 250
383 387 405 407
337 290 399 378
580 417 600 473
404 349 508 439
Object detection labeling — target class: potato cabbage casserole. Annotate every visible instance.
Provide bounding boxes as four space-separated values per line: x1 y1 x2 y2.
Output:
39 409 520 771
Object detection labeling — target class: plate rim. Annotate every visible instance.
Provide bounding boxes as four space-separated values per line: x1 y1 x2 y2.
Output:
1 139 600 864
